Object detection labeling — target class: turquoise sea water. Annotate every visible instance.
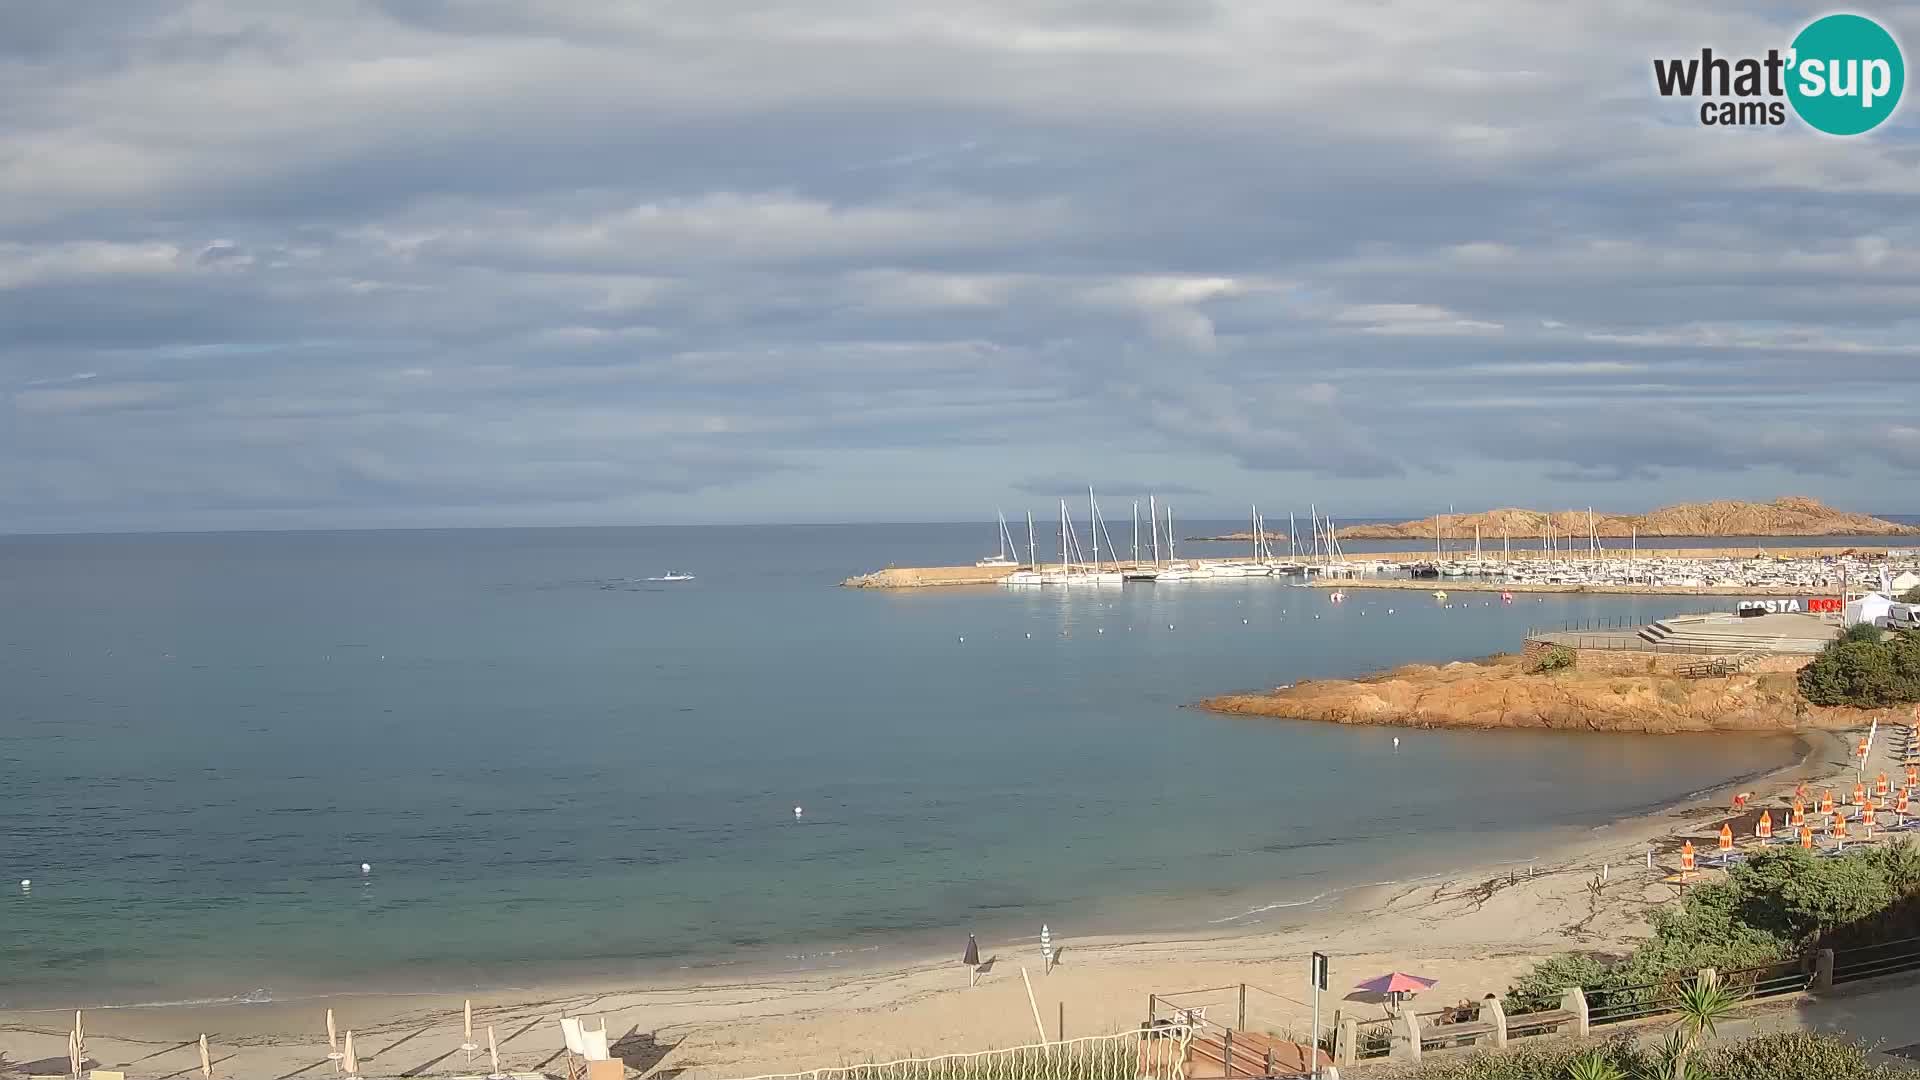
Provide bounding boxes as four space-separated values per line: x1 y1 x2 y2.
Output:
0 524 1828 1007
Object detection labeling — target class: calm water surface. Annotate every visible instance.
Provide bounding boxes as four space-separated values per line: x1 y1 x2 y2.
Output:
0 525 1807 1006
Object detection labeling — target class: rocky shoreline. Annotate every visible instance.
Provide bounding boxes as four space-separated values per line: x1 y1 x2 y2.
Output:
1196 653 1902 734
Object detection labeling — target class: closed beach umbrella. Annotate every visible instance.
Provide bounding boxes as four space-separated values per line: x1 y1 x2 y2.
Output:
327 1008 339 1057
1898 789 1911 823
1853 781 1866 806
1876 773 1890 799
343 1031 358 1077
1907 765 1917 787
464 999 473 1042
200 1033 212 1078
1799 825 1814 849
1791 799 1805 828
1757 811 1773 841
963 933 980 967
69 1028 80 1078
1717 823 1733 852
75 1010 84 1061
1040 924 1052 973
1680 840 1696 878
487 1024 502 1078
1821 790 1835 816
1863 803 1876 839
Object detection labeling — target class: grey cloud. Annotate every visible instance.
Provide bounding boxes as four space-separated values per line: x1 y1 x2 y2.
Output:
3 2 1919 530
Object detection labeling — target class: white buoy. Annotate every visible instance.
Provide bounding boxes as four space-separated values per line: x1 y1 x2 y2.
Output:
360 863 371 875
1168 624 1174 630
958 636 965 643
19 879 29 890
1025 632 1031 639
1097 627 1103 633
1243 618 1248 624
794 806 803 819
1387 608 1394 614
1393 736 1400 749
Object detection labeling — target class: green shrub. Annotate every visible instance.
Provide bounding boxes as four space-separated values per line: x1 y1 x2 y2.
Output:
1902 584 1920 604
1502 953 1612 1014
1698 1030 1909 1080
1796 630 1920 707
1531 646 1575 673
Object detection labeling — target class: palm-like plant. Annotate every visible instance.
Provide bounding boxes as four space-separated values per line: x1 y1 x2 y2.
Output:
1566 1049 1626 1080
1666 970 1739 1080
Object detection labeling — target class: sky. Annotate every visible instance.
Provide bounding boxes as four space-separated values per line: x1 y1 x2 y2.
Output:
3 2 1919 532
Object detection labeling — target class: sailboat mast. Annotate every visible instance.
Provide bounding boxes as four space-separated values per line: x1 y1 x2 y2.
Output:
1088 486 1099 568
1167 505 1176 563
1150 494 1160 567
1132 501 1140 565
1027 511 1037 570
1290 511 1297 559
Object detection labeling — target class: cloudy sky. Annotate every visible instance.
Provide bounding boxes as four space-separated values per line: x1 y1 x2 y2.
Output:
4 1 1918 532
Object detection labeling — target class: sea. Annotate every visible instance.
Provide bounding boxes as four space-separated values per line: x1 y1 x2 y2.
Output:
2 520 1904 1009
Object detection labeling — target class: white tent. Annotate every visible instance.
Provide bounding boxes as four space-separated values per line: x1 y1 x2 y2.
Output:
1844 592 1895 626
1890 570 1920 594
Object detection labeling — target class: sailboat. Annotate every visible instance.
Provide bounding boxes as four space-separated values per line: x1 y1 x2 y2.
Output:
1000 511 1045 586
1123 494 1163 580
975 510 1021 567
1079 488 1125 583
1151 505 1200 580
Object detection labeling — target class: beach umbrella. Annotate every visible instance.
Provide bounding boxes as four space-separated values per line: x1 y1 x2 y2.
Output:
75 1010 84 1061
1680 840 1696 879
1898 788 1910 824
487 1024 504 1080
1040 924 1053 974
462 999 478 1063
1876 773 1890 799
200 1033 212 1078
342 1031 358 1077
1799 825 1814 849
68 1028 80 1078
1718 823 1733 852
1757 811 1773 841
963 933 981 986
1908 765 1918 787
1853 781 1866 806
1791 799 1805 828
1821 789 1835 816
1355 971 1436 1013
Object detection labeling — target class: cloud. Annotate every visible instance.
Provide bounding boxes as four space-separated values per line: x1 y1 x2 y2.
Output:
2 1 1918 530
1012 476 1207 498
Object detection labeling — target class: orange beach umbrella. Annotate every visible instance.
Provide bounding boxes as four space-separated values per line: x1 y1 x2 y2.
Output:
1680 840 1696 877
1821 790 1835 815
1799 825 1814 849
1876 773 1890 799
1898 789 1911 820
1907 764 1917 786
1757 811 1773 840
1791 799 1806 828
1852 781 1866 805
1718 823 1734 852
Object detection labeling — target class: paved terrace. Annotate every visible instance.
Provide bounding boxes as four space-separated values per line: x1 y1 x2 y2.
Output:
1534 612 1842 655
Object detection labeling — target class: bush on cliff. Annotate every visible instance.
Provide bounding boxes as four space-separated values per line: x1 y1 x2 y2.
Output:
1530 646 1575 673
1796 627 1920 707
1381 1031 1904 1080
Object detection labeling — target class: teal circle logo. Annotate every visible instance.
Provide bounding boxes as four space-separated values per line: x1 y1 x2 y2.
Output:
1787 14 1904 135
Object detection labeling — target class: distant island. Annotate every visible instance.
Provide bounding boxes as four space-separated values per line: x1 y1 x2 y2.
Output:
1188 497 1916 542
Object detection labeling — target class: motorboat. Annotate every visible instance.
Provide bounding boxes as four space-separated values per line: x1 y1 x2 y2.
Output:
647 571 695 582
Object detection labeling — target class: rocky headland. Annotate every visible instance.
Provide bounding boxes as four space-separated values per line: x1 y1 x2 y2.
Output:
1196 653 1903 734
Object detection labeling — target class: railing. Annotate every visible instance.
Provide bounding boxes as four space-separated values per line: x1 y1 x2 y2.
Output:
1524 611 1721 637
719 1027 1189 1080
1832 934 1920 983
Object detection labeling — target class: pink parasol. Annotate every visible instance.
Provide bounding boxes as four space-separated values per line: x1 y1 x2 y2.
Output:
1355 972 1437 996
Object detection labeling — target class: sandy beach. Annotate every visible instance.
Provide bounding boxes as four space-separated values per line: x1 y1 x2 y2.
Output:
4 728 1887 1080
